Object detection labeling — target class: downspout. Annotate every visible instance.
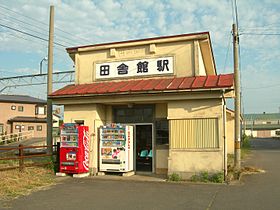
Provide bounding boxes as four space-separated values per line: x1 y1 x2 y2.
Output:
222 89 227 181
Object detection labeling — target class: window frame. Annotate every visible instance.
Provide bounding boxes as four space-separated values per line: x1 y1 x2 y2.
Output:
18 106 24 112
36 125 42 131
155 119 169 146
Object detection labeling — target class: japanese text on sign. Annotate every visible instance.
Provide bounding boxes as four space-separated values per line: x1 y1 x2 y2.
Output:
96 56 173 79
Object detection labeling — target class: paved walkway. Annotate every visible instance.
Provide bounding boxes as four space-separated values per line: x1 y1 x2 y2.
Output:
1 138 280 210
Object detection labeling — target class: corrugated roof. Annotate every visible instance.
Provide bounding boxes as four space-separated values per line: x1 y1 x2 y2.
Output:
246 124 280 130
0 95 46 104
50 74 234 98
244 113 280 121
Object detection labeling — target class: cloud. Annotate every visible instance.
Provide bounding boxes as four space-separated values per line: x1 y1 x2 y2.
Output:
0 0 279 113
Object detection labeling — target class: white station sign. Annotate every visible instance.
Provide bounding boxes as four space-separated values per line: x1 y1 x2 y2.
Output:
96 56 173 79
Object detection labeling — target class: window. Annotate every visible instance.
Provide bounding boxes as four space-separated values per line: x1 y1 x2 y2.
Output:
28 126 34 131
37 125 42 131
15 125 20 129
0 124 3 134
21 125 25 130
113 105 154 123
18 106 24 112
170 118 219 149
36 106 46 115
11 105 16 110
74 120 84 126
155 119 169 145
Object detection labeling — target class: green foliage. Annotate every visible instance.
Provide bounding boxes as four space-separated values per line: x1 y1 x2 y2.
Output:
190 171 224 183
168 173 182 182
242 134 251 149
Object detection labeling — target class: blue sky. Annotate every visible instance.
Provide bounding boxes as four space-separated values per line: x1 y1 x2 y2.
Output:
0 0 279 114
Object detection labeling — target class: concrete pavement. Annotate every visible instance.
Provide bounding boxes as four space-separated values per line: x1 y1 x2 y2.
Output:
1 138 280 210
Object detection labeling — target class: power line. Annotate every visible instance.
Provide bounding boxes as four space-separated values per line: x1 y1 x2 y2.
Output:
222 30 232 73
0 12 75 46
234 0 239 29
240 32 280 36
0 4 92 44
244 83 280 90
0 23 67 48
230 0 235 24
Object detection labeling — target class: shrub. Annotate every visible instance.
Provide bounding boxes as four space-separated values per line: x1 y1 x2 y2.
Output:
168 173 182 182
190 171 224 183
242 134 251 149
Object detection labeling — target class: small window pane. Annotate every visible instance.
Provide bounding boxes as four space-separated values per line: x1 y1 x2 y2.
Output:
28 126 34 131
11 105 16 110
155 120 169 145
18 106 24 112
37 125 42 131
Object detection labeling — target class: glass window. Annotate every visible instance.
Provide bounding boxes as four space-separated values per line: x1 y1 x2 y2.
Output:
37 125 42 131
15 125 20 129
28 126 34 131
0 124 3 134
18 106 24 112
113 105 154 123
155 119 169 145
11 105 16 110
36 106 45 115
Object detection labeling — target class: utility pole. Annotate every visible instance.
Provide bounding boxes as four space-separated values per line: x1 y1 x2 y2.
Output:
233 23 241 169
47 5 54 155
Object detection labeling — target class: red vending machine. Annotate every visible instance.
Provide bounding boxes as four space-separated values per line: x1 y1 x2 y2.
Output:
59 123 90 174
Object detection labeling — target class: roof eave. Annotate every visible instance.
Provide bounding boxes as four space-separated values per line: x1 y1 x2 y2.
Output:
49 86 234 99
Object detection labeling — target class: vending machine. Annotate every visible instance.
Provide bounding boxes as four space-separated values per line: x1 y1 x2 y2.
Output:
59 123 90 174
99 123 133 172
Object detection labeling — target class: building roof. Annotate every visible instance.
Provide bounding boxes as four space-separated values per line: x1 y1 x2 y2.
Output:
246 124 280 131
244 113 280 121
8 116 47 123
49 73 234 98
0 95 46 104
66 32 210 52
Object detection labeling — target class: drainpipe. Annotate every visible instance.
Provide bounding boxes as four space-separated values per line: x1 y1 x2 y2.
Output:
222 89 227 180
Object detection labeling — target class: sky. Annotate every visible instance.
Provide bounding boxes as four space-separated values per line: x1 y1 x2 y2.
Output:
0 0 279 114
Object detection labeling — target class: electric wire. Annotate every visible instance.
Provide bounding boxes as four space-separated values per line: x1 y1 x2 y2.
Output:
234 0 239 29
0 12 75 46
240 32 280 36
0 23 67 47
0 4 92 44
222 30 232 73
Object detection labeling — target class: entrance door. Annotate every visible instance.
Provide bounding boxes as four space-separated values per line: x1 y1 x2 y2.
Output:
135 125 153 172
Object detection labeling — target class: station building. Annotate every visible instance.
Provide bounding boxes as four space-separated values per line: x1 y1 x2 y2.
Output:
49 32 235 178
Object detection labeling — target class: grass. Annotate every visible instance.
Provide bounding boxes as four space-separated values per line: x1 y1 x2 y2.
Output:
0 159 56 201
226 134 252 182
190 171 224 183
241 134 251 159
168 173 182 182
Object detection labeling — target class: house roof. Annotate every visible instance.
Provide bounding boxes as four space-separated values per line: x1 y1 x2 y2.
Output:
49 73 234 98
8 116 47 123
244 113 280 121
0 95 46 104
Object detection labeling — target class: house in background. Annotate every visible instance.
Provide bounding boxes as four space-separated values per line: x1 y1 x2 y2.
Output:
0 95 47 138
244 113 280 138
